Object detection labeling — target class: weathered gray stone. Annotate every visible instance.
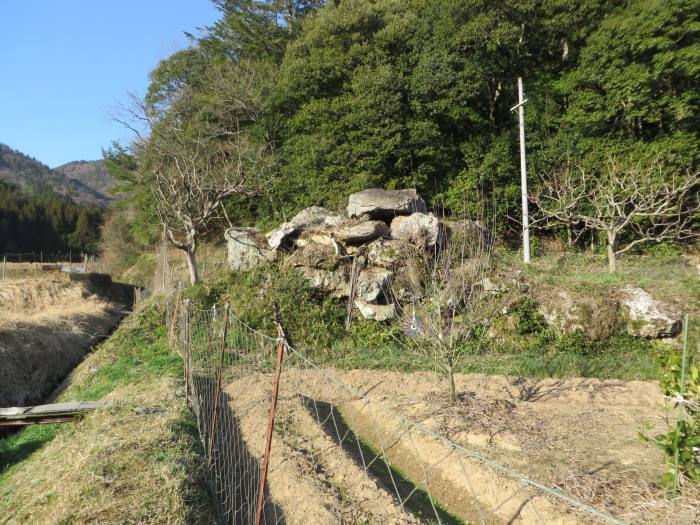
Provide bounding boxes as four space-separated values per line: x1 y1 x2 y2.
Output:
535 288 619 341
354 300 396 321
287 241 338 270
298 267 350 297
266 207 344 251
225 228 275 271
265 222 298 250
366 238 403 268
356 267 392 302
347 188 426 219
390 213 448 248
335 220 390 244
295 231 335 249
618 285 682 338
290 206 344 229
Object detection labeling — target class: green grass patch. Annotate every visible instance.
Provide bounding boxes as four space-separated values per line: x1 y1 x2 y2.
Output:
0 425 63 483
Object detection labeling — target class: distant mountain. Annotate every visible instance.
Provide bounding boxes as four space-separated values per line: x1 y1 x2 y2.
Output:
55 160 116 200
0 143 112 207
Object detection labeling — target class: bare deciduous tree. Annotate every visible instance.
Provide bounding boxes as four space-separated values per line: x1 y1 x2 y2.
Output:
391 222 505 405
139 62 274 284
533 158 700 272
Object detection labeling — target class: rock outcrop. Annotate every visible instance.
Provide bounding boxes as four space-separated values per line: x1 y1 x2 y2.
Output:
227 189 447 321
226 189 688 341
532 282 683 341
390 212 448 248
534 287 619 341
336 220 390 244
347 188 426 219
618 285 682 338
225 228 275 271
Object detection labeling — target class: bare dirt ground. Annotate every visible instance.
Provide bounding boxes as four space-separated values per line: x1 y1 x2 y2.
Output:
0 272 123 406
227 368 699 525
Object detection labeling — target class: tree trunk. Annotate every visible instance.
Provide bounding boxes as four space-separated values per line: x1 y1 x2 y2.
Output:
185 249 199 285
448 366 456 406
606 231 617 273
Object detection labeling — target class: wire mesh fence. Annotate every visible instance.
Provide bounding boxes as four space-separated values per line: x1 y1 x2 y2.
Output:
168 294 626 525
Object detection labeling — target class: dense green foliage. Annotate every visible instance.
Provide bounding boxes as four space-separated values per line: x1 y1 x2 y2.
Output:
107 0 698 247
0 180 101 254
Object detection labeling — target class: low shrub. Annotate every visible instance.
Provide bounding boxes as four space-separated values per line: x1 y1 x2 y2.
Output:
185 265 345 350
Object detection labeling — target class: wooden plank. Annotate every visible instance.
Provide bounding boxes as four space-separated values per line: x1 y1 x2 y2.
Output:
0 400 111 423
0 415 78 427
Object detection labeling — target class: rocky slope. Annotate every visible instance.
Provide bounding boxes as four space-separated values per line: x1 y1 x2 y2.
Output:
226 188 685 344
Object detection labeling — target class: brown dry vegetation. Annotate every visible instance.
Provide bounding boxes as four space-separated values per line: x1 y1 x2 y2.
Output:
0 272 122 406
0 302 216 525
0 378 214 525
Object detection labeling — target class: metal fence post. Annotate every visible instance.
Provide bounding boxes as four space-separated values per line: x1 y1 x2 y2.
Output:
255 325 287 525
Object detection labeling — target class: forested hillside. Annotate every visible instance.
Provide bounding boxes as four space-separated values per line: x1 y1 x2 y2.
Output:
55 160 115 201
0 180 101 254
0 143 111 207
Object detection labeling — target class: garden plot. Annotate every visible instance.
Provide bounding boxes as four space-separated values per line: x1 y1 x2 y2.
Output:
227 369 698 525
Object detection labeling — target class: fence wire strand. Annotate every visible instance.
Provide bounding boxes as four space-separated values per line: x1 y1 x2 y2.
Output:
169 296 625 525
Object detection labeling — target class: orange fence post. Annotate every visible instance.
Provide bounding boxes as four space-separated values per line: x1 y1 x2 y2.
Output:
255 335 286 525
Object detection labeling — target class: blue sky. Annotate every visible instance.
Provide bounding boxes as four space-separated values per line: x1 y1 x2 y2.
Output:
0 0 220 167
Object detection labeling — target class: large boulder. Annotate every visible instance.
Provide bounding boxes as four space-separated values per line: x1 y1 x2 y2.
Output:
225 228 275 271
356 267 392 302
534 287 619 341
290 206 344 229
354 300 396 321
366 238 403 268
347 188 426 219
287 241 338 270
335 220 390 244
265 222 298 250
618 285 682 338
298 267 350 298
266 206 344 250
390 213 449 248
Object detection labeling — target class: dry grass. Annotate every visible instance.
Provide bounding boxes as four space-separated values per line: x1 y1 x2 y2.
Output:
0 274 122 406
0 377 215 525
0 302 216 525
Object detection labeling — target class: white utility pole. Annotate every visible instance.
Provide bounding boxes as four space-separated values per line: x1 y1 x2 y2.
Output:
511 76 531 264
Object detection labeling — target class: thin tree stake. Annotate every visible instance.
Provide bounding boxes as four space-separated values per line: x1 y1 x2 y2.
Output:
207 304 230 469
